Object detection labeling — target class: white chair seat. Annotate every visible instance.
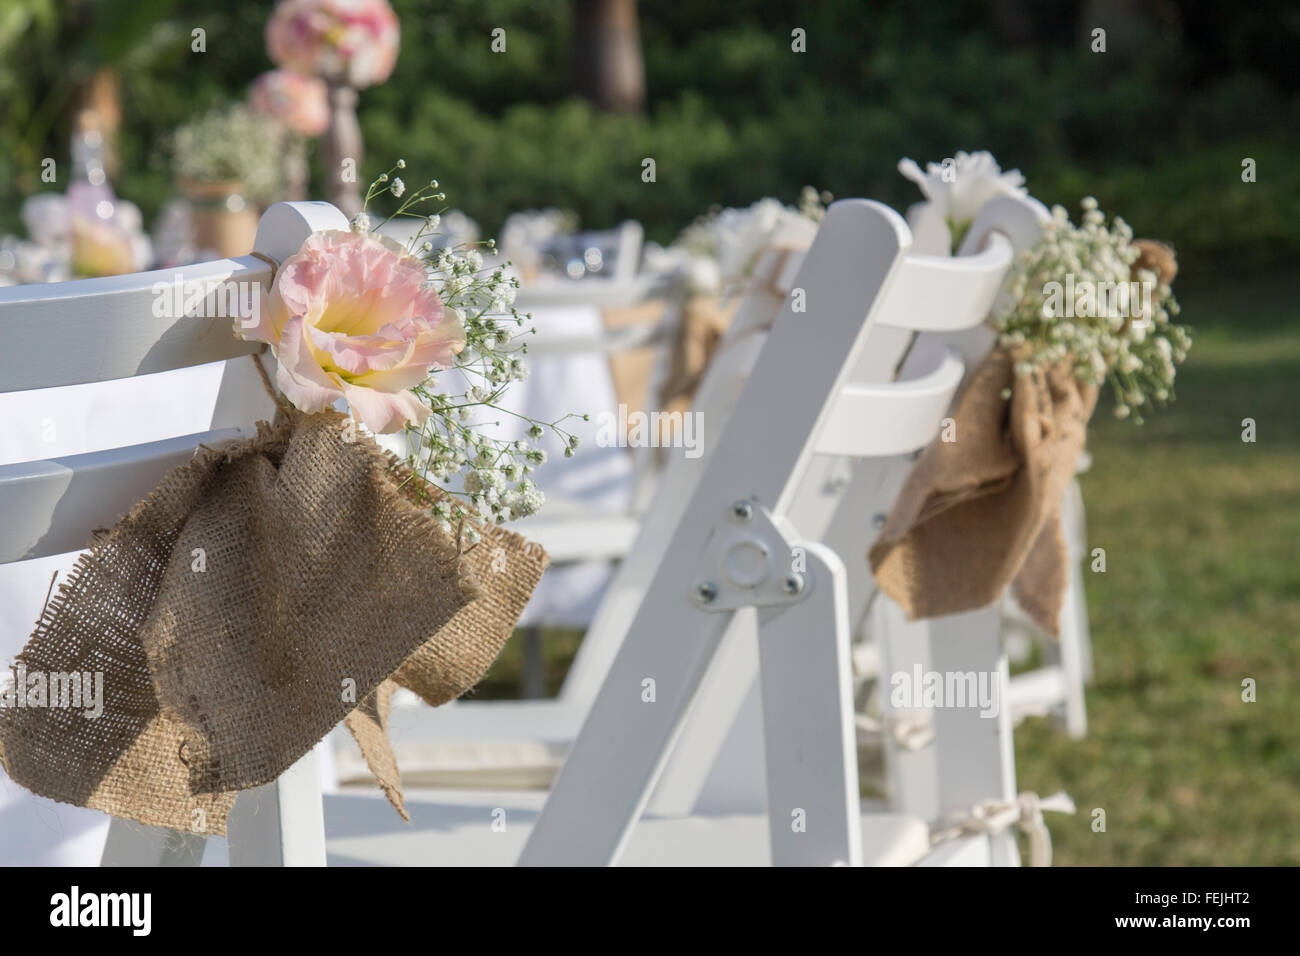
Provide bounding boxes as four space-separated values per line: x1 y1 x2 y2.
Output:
319 789 931 867
335 737 565 790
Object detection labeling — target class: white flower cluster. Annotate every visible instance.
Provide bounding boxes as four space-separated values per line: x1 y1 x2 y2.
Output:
358 162 585 538
654 189 827 296
172 104 283 202
994 197 1191 423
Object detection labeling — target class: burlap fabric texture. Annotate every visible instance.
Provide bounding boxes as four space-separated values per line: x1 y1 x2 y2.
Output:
869 348 1098 636
0 407 547 834
869 238 1176 635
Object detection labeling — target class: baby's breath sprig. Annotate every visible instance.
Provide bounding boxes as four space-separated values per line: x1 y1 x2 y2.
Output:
992 197 1191 424
353 162 586 543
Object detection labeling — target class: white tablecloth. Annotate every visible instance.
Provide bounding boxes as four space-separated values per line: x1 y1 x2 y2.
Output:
0 306 629 864
467 304 633 628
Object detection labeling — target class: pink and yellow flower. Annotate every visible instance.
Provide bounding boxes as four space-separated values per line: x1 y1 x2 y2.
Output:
249 69 330 137
241 229 465 433
266 0 400 89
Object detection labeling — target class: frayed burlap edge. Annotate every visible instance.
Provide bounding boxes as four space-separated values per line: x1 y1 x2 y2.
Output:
0 409 547 834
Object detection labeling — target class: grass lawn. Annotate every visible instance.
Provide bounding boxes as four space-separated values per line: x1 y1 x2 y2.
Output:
1014 272 1300 865
478 272 1300 865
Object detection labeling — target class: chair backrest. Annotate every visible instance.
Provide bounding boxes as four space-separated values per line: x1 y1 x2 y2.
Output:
517 195 1049 863
648 193 1052 819
555 199 1026 707
0 201 349 565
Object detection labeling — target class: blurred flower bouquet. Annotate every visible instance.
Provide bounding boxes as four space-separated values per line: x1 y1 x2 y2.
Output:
249 68 330 201
0 193 151 285
640 188 827 439
994 199 1189 423
239 163 583 543
872 151 1192 637
266 0 401 215
174 104 283 257
657 188 827 296
499 208 580 280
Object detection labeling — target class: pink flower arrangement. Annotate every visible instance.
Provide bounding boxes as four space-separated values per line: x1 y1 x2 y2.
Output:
240 229 465 433
249 69 330 137
266 0 400 89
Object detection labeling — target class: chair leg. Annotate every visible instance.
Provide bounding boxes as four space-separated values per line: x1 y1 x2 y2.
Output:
101 819 206 866
226 745 327 866
756 542 862 866
647 609 762 816
1057 567 1089 739
927 603 1021 866
519 588 733 865
874 595 940 824
1061 477 1095 683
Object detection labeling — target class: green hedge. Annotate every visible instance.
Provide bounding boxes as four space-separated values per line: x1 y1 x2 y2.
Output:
1 0 1296 275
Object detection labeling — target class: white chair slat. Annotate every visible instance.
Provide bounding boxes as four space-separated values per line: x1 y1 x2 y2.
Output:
525 319 667 356
816 348 965 457
0 427 250 563
513 275 660 311
613 220 645 284
875 232 1014 332
0 258 270 393
513 512 642 563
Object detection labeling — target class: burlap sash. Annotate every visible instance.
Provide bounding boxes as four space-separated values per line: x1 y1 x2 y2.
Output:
0 408 547 834
658 246 799 420
658 295 738 417
869 348 1098 635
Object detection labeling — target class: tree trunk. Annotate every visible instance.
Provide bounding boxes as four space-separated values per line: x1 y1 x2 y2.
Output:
571 0 646 113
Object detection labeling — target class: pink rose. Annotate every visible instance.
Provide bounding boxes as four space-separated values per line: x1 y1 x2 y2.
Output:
249 69 330 137
266 0 400 89
241 230 465 433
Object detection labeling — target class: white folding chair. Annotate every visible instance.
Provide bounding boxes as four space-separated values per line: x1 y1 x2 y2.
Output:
381 192 1081 811
0 201 348 866
513 196 1017 865
305 196 1032 866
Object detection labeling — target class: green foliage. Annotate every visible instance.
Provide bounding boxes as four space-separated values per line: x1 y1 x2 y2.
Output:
0 0 1295 273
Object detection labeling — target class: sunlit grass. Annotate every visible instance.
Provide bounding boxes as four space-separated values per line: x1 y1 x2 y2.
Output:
1016 272 1300 865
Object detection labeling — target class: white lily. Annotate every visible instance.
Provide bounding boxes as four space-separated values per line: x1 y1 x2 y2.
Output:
898 150 1028 252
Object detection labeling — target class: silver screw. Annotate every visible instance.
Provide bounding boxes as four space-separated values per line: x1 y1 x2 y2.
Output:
782 575 804 595
694 581 719 604
731 500 753 522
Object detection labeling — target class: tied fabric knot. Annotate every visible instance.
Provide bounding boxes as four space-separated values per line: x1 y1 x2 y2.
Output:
854 712 934 752
932 790 1076 867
